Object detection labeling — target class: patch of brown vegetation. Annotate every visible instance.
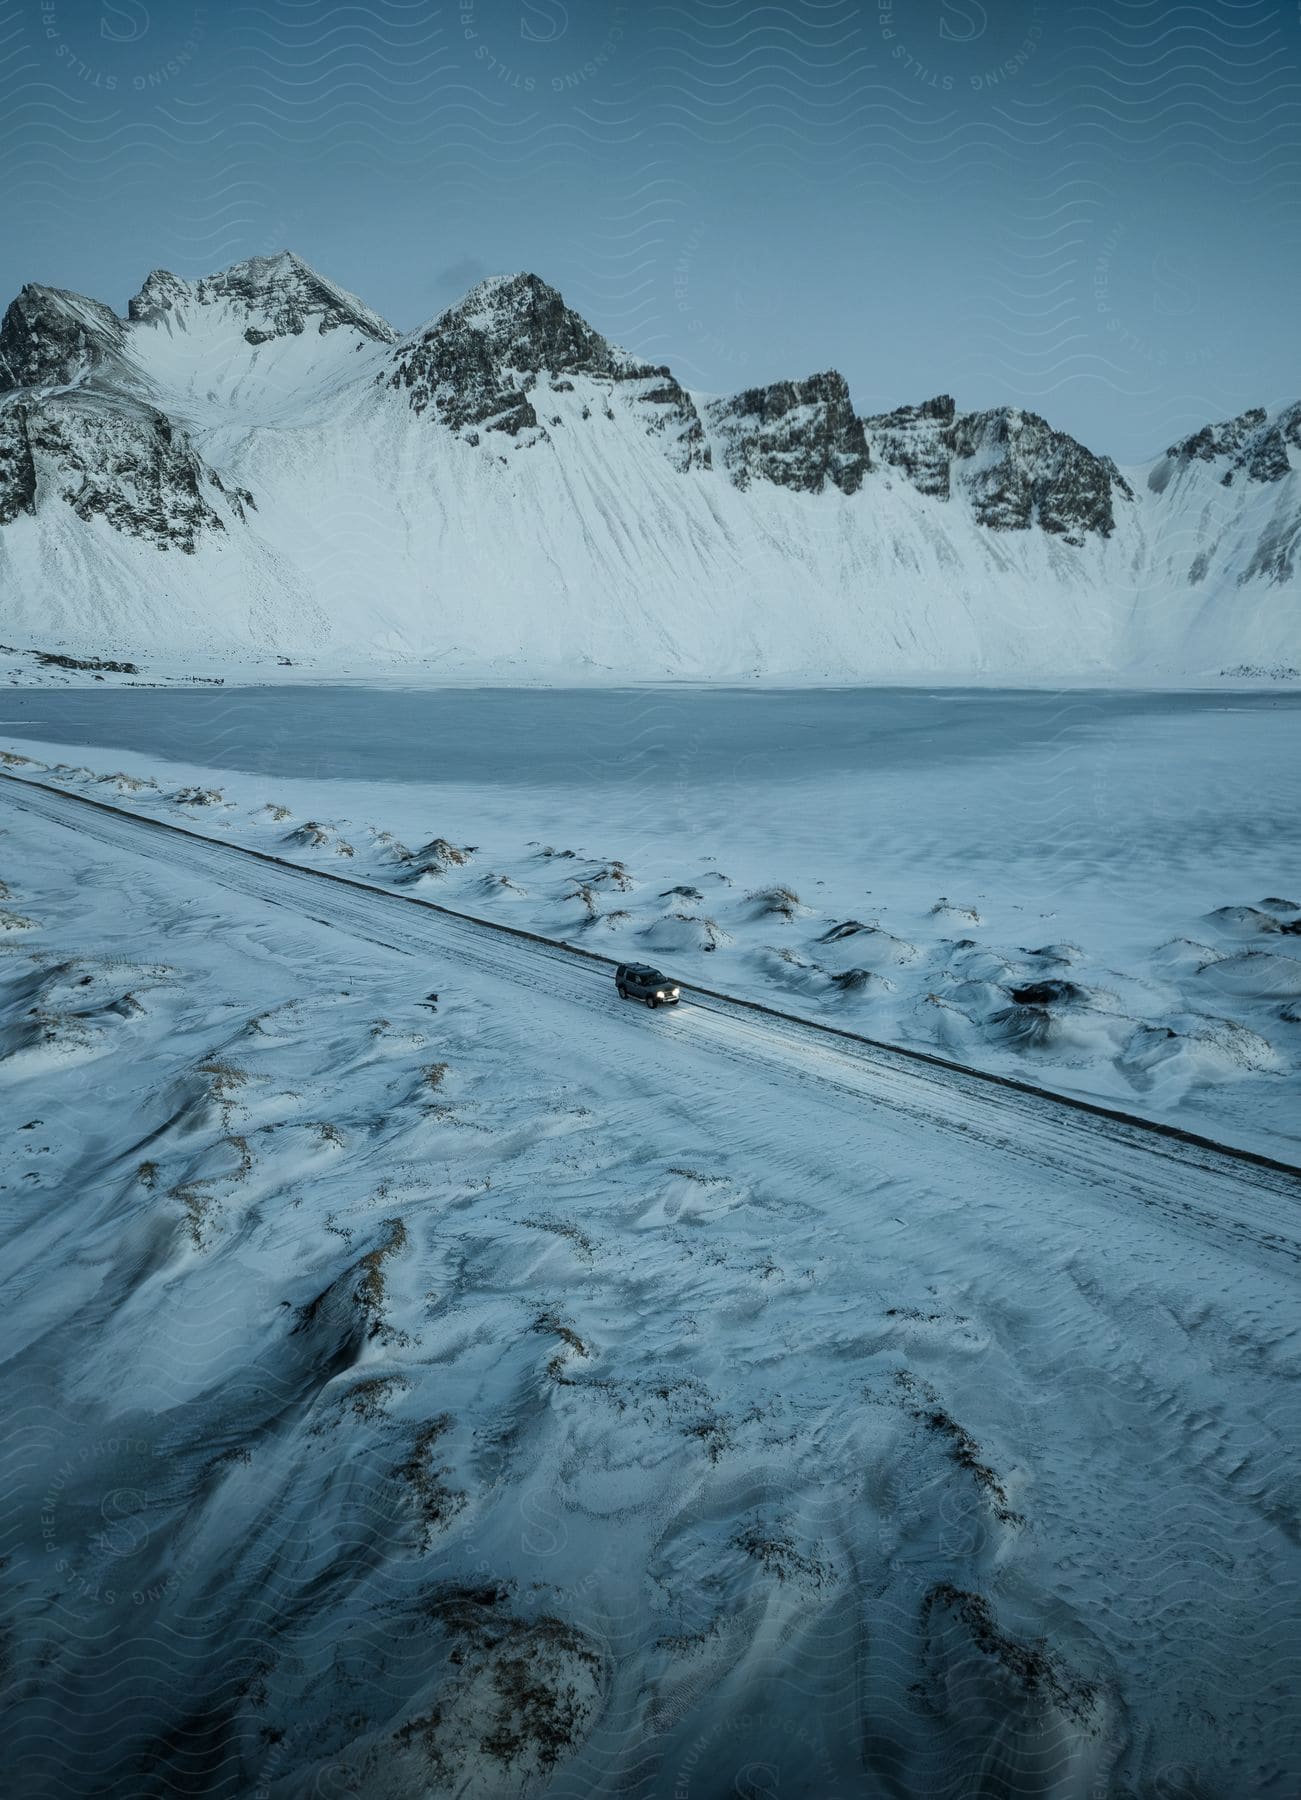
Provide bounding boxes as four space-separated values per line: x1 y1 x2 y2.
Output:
920 1584 1100 1724
749 884 801 920
197 1058 247 1126
520 1216 596 1259
355 1217 408 1321
414 836 472 867
394 1415 466 1546
400 1585 604 1778
533 1311 589 1358
171 1181 216 1249
337 1374 408 1425
731 1520 832 1588
684 1413 733 1464
897 1371 1023 1524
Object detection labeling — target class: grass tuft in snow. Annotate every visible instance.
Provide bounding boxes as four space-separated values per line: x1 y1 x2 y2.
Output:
393 1415 465 1546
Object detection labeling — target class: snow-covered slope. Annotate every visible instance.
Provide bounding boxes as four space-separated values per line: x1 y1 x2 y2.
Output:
0 253 1296 677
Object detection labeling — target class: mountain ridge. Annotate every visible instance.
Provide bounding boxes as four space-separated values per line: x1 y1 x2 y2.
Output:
0 252 1296 677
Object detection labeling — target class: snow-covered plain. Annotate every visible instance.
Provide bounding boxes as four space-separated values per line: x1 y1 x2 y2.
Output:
2 683 1298 1156
2 725 1299 1798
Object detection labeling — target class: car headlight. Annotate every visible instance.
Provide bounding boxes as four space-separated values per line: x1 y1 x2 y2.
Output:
671 988 680 997
656 990 666 999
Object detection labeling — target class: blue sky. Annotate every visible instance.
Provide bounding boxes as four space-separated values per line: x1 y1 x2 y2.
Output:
3 0 1299 460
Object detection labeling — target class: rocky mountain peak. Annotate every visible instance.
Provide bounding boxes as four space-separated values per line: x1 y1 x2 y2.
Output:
127 251 397 347
1157 402 1300 488
705 372 870 495
388 272 708 470
861 397 1132 540
0 284 126 393
397 271 647 401
431 272 618 375
949 407 1134 543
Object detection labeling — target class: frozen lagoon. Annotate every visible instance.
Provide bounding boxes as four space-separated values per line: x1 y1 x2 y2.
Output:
3 683 1297 901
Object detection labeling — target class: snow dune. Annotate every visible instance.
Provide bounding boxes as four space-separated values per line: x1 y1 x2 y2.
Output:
1 766 1298 1796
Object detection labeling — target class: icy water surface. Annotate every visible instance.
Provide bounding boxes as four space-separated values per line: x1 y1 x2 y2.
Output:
6 687 1297 933
3 682 1297 789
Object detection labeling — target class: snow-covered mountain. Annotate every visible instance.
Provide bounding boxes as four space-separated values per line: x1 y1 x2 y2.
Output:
0 251 1296 677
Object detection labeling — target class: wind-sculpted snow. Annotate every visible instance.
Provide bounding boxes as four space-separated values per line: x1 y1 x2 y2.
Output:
0 250 1295 674
1 775 1298 1797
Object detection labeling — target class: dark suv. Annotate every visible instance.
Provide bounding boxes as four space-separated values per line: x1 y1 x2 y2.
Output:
616 964 681 1007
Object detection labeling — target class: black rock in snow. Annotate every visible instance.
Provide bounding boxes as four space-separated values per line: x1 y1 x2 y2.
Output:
705 372 870 495
862 395 957 499
387 273 708 471
950 408 1135 543
862 396 1132 541
3 392 253 552
1160 403 1301 488
129 251 397 347
0 402 38 523
0 285 127 392
0 248 1294 611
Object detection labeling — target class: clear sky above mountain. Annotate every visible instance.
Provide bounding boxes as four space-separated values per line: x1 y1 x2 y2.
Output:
3 0 1298 462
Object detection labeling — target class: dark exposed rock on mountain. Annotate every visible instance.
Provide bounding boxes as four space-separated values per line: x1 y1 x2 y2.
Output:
387 273 707 470
1159 403 1301 488
128 251 397 347
0 404 38 523
862 395 956 498
0 249 1295 673
0 393 252 551
862 398 1133 541
0 286 126 391
950 409 1135 544
705 372 869 495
